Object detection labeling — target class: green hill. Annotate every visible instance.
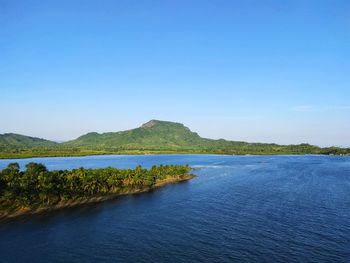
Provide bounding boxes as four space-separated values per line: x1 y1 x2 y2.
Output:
62 120 345 155
0 120 349 158
64 120 204 150
0 133 57 149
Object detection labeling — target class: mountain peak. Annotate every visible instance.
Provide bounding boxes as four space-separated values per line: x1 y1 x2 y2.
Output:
141 120 159 128
140 120 184 129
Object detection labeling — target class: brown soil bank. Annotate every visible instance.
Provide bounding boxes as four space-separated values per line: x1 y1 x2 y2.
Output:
0 175 194 220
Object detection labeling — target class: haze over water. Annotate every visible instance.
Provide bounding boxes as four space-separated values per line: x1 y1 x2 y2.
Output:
0 154 349 262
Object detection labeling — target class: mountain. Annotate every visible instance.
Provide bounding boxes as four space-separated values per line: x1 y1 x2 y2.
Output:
64 120 205 150
63 120 324 154
0 120 349 158
0 133 57 149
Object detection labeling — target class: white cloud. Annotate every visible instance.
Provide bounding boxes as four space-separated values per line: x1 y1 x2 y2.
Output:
292 105 350 112
291 105 314 112
339 106 350 110
326 106 350 111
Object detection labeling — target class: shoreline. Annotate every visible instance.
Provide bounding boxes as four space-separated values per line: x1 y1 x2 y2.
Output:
0 152 348 160
0 174 194 220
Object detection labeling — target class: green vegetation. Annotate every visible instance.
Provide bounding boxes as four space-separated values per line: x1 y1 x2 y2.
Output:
1 120 349 158
0 162 192 215
0 133 57 149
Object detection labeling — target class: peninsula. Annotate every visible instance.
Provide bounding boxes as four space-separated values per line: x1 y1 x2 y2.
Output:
0 162 193 219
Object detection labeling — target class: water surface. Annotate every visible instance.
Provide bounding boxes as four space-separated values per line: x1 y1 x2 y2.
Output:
0 154 349 262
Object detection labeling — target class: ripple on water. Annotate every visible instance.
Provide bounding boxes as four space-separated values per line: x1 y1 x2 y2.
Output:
0 154 350 262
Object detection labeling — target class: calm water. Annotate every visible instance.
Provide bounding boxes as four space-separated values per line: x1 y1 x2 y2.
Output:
0 154 349 262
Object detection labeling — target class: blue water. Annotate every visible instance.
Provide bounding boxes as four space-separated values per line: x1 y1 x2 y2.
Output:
0 154 349 262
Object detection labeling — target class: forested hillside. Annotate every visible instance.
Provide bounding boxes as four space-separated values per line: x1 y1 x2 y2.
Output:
1 120 349 158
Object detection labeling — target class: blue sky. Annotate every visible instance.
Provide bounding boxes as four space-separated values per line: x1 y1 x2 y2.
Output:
1 0 349 146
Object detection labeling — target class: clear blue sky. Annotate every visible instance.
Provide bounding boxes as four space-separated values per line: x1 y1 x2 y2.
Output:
1 0 349 146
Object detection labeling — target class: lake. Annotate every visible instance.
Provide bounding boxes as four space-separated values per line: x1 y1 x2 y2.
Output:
0 154 349 262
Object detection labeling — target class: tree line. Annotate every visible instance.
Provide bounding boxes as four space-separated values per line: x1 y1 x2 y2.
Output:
1 144 349 159
0 163 191 211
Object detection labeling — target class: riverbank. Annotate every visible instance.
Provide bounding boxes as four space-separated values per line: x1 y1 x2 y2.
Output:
0 174 194 220
1 150 349 159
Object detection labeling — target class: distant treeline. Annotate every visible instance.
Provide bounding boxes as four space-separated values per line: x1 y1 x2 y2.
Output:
0 145 349 159
0 163 191 212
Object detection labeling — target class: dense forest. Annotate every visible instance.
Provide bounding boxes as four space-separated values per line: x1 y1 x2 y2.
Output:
0 163 192 214
1 120 349 158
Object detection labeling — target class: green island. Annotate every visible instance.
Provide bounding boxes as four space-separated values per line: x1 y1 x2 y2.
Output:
0 120 349 159
0 162 193 219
